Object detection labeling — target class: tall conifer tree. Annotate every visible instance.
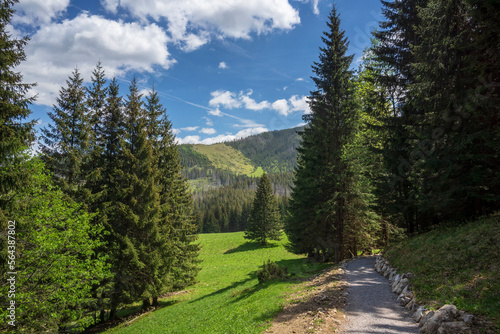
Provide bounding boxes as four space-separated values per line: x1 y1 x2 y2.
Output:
40 68 90 200
145 88 200 307
0 0 36 194
286 4 367 262
245 173 282 246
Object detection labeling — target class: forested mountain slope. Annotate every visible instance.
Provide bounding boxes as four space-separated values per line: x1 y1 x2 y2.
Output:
177 127 302 233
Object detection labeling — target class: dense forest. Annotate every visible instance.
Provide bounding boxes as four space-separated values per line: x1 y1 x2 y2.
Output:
1 0 499 332
286 0 499 262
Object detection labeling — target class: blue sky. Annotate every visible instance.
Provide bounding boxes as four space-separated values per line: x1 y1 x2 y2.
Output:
11 0 382 145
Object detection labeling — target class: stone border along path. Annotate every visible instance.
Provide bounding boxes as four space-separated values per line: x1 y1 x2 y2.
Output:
375 256 475 334
340 256 420 334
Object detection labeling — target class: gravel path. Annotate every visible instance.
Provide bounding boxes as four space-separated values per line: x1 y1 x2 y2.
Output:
340 256 419 334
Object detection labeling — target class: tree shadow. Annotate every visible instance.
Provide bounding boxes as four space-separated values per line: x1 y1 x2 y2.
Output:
224 241 279 254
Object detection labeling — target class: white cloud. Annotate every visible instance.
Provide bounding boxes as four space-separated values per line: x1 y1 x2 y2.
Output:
200 128 217 134
209 90 241 109
19 13 173 106
172 128 181 135
219 61 228 69
240 91 271 110
272 95 310 116
101 0 301 50
202 116 214 126
13 0 70 26
178 127 268 145
296 0 320 15
208 108 223 117
271 99 290 116
181 126 199 131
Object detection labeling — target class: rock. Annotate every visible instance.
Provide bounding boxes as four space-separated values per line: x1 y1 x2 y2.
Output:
437 321 471 334
395 278 409 294
405 298 416 311
420 305 458 334
458 311 474 325
388 270 396 281
413 306 426 322
420 310 434 327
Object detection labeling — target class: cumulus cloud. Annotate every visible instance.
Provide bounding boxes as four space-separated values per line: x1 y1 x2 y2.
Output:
13 0 70 26
202 116 214 126
209 90 241 109
200 128 217 134
19 13 173 106
178 127 268 145
219 61 228 69
101 0 301 51
272 95 310 116
209 89 310 116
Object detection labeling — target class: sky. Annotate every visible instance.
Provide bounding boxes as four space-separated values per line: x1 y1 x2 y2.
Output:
10 0 383 145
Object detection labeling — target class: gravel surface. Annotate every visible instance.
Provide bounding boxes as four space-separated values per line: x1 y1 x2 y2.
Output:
340 256 419 334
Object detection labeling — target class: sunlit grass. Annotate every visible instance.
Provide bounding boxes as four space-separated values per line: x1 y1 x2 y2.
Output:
106 232 330 334
385 214 500 329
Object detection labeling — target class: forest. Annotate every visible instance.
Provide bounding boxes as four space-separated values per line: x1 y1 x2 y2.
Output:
1 0 499 332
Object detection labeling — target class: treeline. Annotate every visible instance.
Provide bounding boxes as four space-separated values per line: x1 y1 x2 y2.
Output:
1 2 199 329
286 1 499 262
225 127 302 173
192 173 293 233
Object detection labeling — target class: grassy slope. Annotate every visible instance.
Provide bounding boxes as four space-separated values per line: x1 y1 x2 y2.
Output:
385 214 500 329
191 143 259 177
107 232 328 334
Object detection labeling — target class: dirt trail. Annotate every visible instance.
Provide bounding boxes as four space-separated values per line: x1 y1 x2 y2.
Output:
266 256 419 334
340 256 419 334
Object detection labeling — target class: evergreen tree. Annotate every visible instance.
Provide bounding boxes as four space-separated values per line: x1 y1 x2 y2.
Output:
106 78 160 315
144 87 200 307
286 4 372 262
245 173 282 246
0 0 36 194
410 0 500 221
40 68 90 200
371 0 428 233
83 62 108 207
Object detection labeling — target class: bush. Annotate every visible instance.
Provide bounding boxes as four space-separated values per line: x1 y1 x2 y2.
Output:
256 260 288 284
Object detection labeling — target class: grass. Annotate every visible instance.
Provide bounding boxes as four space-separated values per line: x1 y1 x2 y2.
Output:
385 214 500 330
192 143 256 176
106 232 330 334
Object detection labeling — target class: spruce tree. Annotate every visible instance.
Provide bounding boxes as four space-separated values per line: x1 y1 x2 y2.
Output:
145 88 200 306
245 173 282 246
286 4 370 262
106 78 161 314
0 0 36 193
40 68 90 200
371 0 428 233
411 0 500 221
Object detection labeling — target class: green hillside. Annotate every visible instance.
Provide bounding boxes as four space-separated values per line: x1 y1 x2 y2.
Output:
385 214 500 331
105 232 329 334
178 126 302 179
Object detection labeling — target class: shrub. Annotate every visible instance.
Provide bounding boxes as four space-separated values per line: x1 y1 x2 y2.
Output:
256 260 288 283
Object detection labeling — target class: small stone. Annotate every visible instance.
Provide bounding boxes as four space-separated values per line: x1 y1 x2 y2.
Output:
437 321 471 334
413 306 426 322
420 310 434 327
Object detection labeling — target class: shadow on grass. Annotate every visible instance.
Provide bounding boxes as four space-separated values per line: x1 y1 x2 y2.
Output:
82 299 182 333
224 241 279 254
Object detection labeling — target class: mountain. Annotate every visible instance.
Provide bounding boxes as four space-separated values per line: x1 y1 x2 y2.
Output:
179 126 302 178
177 126 302 233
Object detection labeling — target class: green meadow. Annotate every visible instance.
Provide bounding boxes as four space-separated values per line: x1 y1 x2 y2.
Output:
106 232 329 334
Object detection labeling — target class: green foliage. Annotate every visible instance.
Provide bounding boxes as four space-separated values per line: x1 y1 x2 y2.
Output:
286 4 378 262
256 260 289 284
0 0 36 194
105 232 330 334
40 68 90 200
225 127 302 173
245 173 282 246
0 156 109 333
385 214 500 330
